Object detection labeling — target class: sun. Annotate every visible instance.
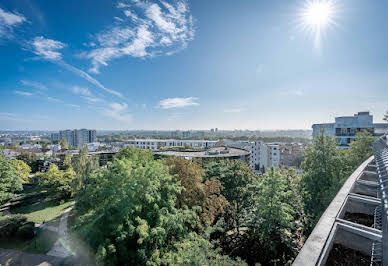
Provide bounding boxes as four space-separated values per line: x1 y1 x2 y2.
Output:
298 0 338 51
303 1 334 30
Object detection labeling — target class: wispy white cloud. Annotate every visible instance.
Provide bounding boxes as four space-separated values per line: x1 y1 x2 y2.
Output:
159 97 199 109
65 103 80 109
57 61 123 98
0 8 26 38
71 86 91 96
47 96 63 103
82 96 104 103
102 102 132 123
14 90 33 96
21 80 47 90
86 0 195 73
31 36 66 60
280 89 304 96
27 36 123 98
224 108 247 113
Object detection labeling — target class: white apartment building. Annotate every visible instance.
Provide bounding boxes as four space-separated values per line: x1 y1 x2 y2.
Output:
312 111 388 147
124 139 218 151
226 140 279 171
249 141 268 170
267 143 280 169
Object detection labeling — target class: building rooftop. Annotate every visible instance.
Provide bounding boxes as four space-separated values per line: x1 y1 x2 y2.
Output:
155 146 250 158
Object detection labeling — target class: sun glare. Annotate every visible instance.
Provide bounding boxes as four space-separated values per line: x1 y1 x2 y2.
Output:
298 0 337 51
304 2 333 28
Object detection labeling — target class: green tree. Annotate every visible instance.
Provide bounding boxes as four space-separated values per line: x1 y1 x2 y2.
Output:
11 159 31 184
346 130 375 170
301 134 347 229
59 139 69 149
16 152 39 173
38 164 75 198
0 152 22 204
164 157 228 226
62 154 72 170
161 232 246 266
205 160 258 236
74 148 201 265
72 147 99 191
250 168 296 264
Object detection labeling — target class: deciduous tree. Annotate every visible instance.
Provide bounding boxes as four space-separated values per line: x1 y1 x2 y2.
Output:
301 134 347 229
38 164 75 198
11 159 31 183
74 148 201 265
164 157 228 226
346 130 375 170
0 152 22 204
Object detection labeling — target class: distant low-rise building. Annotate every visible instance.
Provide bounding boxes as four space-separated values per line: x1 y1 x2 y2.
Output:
124 139 218 151
280 143 306 168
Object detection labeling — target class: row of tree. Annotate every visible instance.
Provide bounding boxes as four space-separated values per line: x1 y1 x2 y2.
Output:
71 131 374 265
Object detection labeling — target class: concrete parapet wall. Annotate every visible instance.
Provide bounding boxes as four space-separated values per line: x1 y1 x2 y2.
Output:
293 156 375 266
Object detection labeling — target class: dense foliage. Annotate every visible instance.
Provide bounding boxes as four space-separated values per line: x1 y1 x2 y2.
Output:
11 159 31 183
71 147 99 191
74 148 240 265
0 152 23 204
301 130 375 230
37 164 76 199
16 152 40 173
164 157 228 226
0 214 34 239
205 160 304 265
26 130 370 265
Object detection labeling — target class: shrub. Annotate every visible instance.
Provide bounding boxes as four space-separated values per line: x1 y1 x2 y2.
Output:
0 214 30 238
16 222 35 239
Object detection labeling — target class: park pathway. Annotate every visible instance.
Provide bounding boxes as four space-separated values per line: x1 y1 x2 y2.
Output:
0 248 63 266
46 204 74 258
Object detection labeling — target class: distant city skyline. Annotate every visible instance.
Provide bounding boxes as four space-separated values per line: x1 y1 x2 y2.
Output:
1 0 387 130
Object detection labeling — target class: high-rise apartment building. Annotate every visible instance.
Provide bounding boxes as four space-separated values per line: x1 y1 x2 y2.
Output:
52 129 96 147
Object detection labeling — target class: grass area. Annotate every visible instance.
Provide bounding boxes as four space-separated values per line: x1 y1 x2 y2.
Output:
0 229 58 254
11 199 74 225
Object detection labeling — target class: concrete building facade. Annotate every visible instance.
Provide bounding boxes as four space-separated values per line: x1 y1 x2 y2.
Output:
312 111 388 147
124 139 218 151
51 129 97 147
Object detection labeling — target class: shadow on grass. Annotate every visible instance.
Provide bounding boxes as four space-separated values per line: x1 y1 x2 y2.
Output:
11 199 59 215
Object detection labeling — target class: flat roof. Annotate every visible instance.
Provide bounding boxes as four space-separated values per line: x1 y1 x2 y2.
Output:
155 146 250 158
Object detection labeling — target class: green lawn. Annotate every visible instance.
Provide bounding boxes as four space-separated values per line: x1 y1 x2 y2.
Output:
0 229 58 254
11 199 74 225
0 199 74 254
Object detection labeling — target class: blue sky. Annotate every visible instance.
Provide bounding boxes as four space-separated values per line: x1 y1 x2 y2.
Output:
0 0 387 130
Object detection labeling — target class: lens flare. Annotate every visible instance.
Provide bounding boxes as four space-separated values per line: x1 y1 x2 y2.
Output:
297 0 338 52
